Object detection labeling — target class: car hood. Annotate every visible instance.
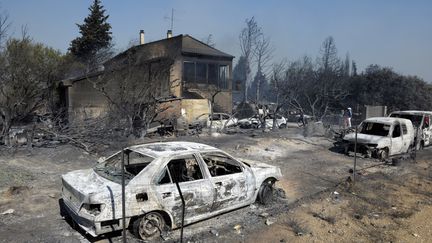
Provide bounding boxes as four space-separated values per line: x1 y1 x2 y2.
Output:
344 133 387 145
241 158 282 180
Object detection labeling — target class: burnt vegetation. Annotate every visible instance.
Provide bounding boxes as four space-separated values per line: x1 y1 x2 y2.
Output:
0 5 432 149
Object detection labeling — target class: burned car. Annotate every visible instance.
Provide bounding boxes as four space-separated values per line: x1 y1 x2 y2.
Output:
60 142 282 240
342 117 414 160
389 110 432 150
238 114 287 129
191 113 238 130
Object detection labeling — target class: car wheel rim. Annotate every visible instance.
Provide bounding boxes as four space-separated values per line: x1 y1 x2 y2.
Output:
261 183 274 203
139 214 162 238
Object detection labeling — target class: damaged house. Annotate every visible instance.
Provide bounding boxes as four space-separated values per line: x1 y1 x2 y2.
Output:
59 31 234 127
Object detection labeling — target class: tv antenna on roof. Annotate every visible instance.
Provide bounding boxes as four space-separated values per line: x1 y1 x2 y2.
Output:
164 8 175 32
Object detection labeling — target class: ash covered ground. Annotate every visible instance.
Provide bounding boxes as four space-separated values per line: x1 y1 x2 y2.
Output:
0 126 431 243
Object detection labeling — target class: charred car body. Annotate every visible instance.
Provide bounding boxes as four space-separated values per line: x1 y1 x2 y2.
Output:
60 142 282 240
342 117 414 160
389 110 432 150
238 114 287 129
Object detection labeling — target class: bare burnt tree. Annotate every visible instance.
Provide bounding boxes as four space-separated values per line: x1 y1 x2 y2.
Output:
269 60 292 129
284 56 314 111
239 17 262 101
314 36 349 119
207 85 221 134
89 51 176 137
0 8 10 49
253 35 273 102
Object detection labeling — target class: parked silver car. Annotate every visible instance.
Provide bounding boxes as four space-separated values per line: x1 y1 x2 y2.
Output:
61 142 282 240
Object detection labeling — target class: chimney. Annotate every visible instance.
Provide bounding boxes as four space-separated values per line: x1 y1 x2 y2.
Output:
139 30 145 45
167 30 172 39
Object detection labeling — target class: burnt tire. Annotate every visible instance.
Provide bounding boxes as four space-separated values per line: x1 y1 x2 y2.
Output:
133 212 166 240
279 124 287 129
379 148 389 161
257 179 275 205
417 141 424 150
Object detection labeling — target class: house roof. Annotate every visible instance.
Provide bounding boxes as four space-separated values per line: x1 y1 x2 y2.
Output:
181 35 234 59
60 34 234 86
108 34 234 63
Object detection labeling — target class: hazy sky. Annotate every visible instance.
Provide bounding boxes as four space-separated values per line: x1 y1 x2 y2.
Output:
1 0 431 81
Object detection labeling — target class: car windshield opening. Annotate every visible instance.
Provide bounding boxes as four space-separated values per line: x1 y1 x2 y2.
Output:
359 122 390 136
94 150 154 184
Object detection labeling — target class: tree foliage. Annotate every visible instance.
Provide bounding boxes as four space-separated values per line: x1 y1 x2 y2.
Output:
0 36 63 141
69 0 112 62
348 65 432 112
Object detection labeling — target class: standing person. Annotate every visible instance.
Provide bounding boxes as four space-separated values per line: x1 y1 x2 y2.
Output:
298 108 306 127
344 107 353 128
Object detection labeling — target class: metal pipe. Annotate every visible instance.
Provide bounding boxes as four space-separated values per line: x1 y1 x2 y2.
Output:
175 180 185 243
168 166 185 243
353 126 358 183
121 150 126 243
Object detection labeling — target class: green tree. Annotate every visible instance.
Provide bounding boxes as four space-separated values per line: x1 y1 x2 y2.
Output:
69 0 112 63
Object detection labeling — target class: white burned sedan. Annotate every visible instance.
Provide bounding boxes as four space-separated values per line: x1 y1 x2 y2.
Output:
60 142 282 240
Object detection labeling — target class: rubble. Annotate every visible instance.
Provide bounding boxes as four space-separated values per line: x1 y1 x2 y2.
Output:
233 224 242 234
209 229 219 237
1 209 15 215
265 218 275 226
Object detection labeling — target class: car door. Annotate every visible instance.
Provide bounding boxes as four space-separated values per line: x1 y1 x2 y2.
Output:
423 115 431 146
400 123 411 152
264 115 273 128
154 154 214 225
210 113 223 129
199 152 251 212
390 123 404 155
221 113 232 127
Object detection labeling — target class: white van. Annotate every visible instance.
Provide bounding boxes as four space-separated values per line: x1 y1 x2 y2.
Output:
389 110 432 149
343 117 415 160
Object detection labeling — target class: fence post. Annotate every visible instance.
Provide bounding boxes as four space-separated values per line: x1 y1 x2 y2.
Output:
353 126 358 183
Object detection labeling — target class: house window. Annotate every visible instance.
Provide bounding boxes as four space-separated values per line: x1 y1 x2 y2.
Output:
183 61 230 89
208 64 218 85
183 62 195 82
219 65 228 89
196 63 207 84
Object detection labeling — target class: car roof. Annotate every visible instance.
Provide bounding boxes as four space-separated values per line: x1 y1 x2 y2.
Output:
364 117 411 125
390 110 432 116
128 141 218 157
